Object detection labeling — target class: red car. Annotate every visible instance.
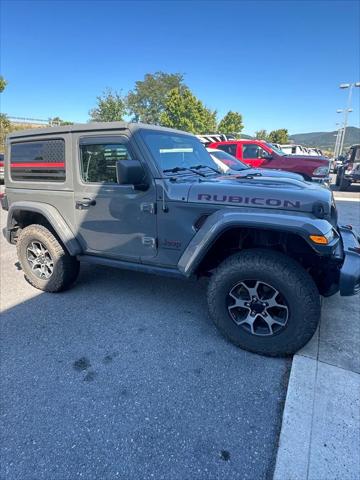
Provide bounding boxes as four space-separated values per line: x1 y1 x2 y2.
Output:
208 140 330 182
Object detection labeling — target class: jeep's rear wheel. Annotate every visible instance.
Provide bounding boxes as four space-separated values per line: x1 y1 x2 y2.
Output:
207 249 320 356
17 224 80 292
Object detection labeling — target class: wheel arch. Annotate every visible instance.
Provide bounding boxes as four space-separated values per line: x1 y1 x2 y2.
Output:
6 202 82 256
178 209 335 285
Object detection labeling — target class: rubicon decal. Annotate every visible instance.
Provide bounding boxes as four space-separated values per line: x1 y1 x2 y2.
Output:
197 193 301 209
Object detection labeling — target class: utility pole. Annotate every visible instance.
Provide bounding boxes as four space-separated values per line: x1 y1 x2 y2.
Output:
338 82 360 155
334 124 342 158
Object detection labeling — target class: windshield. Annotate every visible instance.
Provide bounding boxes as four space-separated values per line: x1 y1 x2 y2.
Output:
210 149 249 171
141 130 220 174
266 143 286 156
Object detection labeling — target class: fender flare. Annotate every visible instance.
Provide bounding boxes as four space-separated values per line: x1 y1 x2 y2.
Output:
178 209 334 277
6 201 82 256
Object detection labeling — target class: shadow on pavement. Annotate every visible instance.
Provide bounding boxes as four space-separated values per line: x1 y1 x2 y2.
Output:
1 264 290 480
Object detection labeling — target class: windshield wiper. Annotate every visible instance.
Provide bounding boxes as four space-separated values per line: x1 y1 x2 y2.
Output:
163 167 188 173
163 166 205 177
189 164 221 174
235 172 263 179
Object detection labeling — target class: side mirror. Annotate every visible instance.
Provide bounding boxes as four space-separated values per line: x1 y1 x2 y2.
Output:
116 160 147 188
262 153 272 160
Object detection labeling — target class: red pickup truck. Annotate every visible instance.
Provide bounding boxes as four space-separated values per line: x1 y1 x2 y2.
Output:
208 140 330 182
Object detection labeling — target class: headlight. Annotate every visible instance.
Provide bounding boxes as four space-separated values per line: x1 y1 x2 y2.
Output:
313 166 329 176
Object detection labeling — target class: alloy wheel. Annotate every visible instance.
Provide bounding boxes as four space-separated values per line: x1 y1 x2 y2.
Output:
227 280 289 336
26 241 54 279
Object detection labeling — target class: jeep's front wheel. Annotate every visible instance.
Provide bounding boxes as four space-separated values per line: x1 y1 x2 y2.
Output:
207 249 320 356
17 224 80 292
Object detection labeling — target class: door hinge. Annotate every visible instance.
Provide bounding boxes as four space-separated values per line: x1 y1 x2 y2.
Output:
141 202 156 214
142 236 157 248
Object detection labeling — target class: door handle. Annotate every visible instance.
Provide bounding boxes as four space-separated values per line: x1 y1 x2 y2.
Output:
75 198 96 209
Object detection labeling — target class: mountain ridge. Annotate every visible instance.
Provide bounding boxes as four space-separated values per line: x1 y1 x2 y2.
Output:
289 126 359 149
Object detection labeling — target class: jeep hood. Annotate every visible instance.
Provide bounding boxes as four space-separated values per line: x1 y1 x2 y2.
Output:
187 173 334 217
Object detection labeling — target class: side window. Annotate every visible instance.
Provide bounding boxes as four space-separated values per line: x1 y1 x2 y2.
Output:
258 147 269 158
10 139 65 182
80 142 132 183
243 144 260 159
217 143 237 157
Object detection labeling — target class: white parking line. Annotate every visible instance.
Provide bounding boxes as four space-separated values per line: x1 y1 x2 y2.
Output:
334 196 360 202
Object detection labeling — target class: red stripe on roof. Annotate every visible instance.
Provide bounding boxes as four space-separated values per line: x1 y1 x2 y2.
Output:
10 162 65 168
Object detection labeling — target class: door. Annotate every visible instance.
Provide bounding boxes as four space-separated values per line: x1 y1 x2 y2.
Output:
215 143 239 159
242 143 270 168
73 135 157 261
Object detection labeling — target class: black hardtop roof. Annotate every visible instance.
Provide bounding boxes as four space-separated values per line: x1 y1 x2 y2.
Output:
7 122 195 140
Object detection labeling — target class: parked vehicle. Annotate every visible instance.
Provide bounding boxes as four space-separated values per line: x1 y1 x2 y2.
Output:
280 144 310 155
333 155 345 174
208 139 330 182
336 145 360 190
2 122 359 357
0 153 4 183
196 133 236 146
309 148 324 156
206 147 304 181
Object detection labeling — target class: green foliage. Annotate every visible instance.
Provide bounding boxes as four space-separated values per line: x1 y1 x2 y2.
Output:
127 72 186 124
0 113 11 151
0 76 7 93
268 129 289 144
49 116 73 126
160 88 217 134
255 129 268 140
89 88 126 122
218 111 243 135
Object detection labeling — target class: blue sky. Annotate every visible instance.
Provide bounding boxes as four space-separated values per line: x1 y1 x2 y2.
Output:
1 0 359 135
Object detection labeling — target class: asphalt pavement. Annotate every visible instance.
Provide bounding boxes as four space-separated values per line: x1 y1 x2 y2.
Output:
0 201 289 480
1 181 359 480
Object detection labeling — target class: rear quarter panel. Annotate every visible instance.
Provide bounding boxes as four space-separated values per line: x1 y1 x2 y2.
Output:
5 132 76 232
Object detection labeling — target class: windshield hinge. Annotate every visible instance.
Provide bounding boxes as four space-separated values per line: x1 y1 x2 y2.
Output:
141 202 157 214
142 236 157 248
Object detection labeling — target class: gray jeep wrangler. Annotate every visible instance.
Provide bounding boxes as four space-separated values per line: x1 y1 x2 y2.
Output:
2 122 360 356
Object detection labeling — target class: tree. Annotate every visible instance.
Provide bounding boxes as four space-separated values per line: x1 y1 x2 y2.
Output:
218 111 243 136
0 76 7 93
160 88 217 134
127 72 186 124
255 129 268 140
89 88 126 122
0 113 11 151
268 129 289 144
49 116 73 126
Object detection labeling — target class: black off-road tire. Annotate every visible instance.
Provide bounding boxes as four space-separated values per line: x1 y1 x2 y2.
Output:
17 224 80 292
207 249 321 356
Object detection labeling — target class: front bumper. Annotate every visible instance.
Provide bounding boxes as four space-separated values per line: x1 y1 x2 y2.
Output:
339 225 360 296
312 176 330 184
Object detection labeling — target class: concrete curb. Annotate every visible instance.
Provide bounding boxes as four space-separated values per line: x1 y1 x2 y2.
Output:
274 195 360 480
274 354 360 480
